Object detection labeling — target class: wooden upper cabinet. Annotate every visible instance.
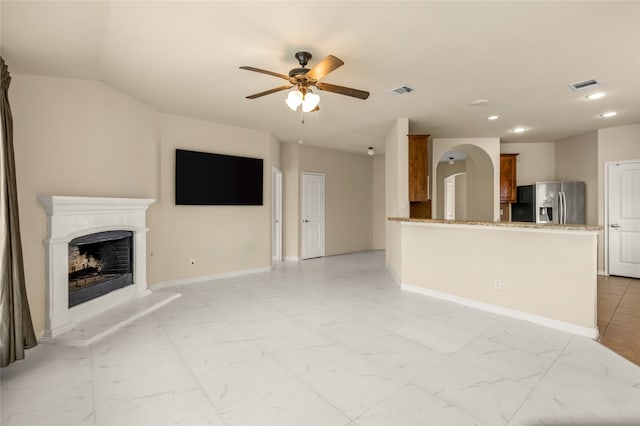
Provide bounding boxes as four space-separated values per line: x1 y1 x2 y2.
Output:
500 153 518 203
408 134 430 201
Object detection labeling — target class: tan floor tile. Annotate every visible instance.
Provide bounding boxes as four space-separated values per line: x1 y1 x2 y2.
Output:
598 275 640 366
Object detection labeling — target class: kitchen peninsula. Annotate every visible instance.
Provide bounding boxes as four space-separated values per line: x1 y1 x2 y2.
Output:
387 217 602 338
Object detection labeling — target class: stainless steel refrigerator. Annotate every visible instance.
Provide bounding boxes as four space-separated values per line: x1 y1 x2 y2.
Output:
511 182 586 224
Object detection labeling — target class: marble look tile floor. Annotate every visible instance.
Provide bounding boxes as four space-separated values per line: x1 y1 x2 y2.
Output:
2 251 639 426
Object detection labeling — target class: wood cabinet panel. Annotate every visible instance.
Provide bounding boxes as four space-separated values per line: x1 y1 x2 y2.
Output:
410 200 432 219
500 202 510 222
408 135 429 202
500 153 518 203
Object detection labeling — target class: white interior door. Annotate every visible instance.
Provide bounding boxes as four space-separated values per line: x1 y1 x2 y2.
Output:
272 168 282 263
608 161 640 278
444 175 456 220
301 172 325 259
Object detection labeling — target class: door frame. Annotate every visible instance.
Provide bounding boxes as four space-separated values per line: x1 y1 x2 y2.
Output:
604 159 640 276
272 167 283 264
444 174 456 220
301 172 326 260
443 172 466 220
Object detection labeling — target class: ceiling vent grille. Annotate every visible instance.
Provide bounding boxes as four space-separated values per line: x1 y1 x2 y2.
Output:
390 85 414 95
568 79 601 91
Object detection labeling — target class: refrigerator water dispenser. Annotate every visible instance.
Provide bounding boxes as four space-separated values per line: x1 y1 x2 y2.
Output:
538 206 553 222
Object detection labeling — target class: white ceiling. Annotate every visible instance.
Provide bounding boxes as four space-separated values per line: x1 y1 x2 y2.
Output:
1 1 639 154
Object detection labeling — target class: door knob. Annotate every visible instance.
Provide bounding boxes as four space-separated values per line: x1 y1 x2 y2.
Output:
303 219 310 223
610 224 621 229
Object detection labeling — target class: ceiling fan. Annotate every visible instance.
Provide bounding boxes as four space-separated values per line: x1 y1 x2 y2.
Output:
239 51 369 113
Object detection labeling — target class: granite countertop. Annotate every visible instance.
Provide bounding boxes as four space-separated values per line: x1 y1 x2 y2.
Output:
388 217 603 232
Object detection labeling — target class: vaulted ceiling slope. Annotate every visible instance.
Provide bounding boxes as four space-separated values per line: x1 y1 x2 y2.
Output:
1 1 639 153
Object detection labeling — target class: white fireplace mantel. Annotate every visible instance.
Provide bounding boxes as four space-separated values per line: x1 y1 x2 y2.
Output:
38 196 155 338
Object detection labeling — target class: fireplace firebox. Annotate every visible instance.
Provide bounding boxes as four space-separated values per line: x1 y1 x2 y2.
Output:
68 230 134 307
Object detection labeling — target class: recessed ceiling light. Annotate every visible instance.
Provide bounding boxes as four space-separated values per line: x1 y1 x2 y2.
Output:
470 99 489 106
487 115 500 120
600 111 617 118
298 139 304 144
511 127 528 133
586 92 606 100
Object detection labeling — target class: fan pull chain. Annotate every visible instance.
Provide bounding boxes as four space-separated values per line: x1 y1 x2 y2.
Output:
300 108 305 124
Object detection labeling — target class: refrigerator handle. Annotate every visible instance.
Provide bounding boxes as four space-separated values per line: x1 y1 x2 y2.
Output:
561 191 567 224
558 192 563 224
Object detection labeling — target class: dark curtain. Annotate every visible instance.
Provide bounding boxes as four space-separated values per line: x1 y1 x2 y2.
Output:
0 56 37 368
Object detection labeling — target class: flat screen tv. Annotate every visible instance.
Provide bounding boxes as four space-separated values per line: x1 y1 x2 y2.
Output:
175 149 263 205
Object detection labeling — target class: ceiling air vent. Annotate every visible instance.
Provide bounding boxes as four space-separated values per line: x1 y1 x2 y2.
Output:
390 85 414 95
568 79 601 91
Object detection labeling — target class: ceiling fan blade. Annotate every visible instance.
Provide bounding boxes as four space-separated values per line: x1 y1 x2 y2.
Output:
315 82 370 99
239 66 290 81
245 84 293 99
306 55 344 81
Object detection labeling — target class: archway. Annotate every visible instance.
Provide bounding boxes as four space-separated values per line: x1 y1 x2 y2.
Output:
433 144 496 221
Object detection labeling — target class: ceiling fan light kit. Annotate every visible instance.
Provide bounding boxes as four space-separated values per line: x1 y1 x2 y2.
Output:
286 89 320 112
240 51 369 122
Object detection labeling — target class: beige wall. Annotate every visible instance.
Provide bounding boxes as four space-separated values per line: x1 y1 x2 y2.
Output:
500 142 555 185
372 155 385 249
401 222 598 333
552 124 640 273
281 143 377 258
298 145 373 255
269 134 281 169
466 150 495 221
281 143 300 259
384 118 409 278
432 138 500 221
385 119 410 219
11 76 159 333
597 123 640 227
155 114 273 283
555 131 598 226
597 123 640 273
10 75 276 334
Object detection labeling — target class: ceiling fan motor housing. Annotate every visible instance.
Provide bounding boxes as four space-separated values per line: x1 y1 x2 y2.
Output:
289 52 313 78
289 68 309 78
295 51 312 67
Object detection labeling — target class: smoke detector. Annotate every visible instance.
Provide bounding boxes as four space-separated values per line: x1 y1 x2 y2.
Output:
390 85 414 95
568 79 601 91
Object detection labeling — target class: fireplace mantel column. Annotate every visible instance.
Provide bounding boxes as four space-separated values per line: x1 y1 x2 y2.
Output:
133 229 151 298
43 238 72 337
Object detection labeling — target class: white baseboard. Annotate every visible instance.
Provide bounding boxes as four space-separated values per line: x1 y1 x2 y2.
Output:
597 269 607 276
152 265 272 290
284 256 300 262
401 283 598 339
385 262 400 285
